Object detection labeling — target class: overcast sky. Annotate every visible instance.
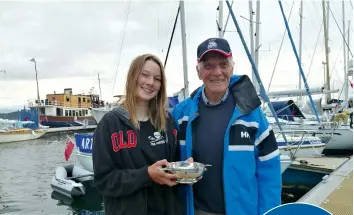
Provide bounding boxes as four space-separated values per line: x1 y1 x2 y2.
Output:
0 0 352 111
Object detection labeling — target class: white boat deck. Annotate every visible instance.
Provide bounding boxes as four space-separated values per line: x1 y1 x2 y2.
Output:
297 156 353 215
46 125 96 133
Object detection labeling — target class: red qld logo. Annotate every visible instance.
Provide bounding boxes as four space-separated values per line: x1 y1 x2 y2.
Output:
111 130 137 152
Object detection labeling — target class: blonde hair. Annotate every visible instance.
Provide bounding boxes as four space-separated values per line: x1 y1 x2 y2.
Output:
120 54 168 131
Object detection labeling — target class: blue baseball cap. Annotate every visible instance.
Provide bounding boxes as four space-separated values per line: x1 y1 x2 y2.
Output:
197 38 232 62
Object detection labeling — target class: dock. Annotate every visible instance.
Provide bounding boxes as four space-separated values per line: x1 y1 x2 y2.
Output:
290 156 351 173
44 125 96 135
297 156 353 215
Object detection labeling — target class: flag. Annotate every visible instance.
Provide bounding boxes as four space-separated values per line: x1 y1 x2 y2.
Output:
64 136 75 161
40 116 48 123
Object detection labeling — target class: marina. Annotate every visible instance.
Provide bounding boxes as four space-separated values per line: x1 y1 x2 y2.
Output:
0 0 352 214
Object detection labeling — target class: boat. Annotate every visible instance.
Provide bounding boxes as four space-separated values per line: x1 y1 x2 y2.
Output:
0 118 47 143
51 164 93 198
275 133 326 158
26 88 100 128
266 99 352 156
0 128 46 143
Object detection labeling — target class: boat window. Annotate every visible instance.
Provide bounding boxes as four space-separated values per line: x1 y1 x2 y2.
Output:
56 108 61 116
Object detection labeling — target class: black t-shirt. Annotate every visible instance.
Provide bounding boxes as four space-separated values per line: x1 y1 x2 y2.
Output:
139 120 169 215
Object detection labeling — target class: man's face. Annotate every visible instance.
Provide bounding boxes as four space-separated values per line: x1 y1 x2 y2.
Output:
197 52 233 95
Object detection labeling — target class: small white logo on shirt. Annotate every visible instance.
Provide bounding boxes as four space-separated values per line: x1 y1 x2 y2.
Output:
148 132 166 146
241 131 250 138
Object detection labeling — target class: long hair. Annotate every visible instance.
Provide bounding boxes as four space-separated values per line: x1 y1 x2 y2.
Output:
120 54 168 132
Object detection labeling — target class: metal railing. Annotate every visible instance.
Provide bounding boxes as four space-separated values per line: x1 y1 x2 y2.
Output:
27 100 93 109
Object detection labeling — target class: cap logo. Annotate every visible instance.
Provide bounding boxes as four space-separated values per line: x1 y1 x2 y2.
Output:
207 40 217 49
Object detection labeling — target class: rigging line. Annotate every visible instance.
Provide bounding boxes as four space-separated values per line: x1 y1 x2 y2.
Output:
164 1 178 39
328 6 353 57
267 1 295 92
310 1 322 28
112 1 131 96
222 0 234 37
329 34 345 86
305 1 320 30
164 5 180 68
305 21 323 80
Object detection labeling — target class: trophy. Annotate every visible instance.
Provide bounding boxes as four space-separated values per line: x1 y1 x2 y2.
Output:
158 161 211 184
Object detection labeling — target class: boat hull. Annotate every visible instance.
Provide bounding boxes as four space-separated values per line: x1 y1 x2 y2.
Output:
0 129 46 143
51 164 93 199
76 152 94 172
276 135 326 157
322 128 353 155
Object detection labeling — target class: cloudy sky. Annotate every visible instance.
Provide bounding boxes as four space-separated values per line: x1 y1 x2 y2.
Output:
0 0 352 111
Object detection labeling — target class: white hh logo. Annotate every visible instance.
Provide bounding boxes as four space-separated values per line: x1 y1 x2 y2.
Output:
241 131 250 138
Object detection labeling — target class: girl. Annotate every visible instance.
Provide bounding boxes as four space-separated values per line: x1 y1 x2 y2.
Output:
92 54 182 215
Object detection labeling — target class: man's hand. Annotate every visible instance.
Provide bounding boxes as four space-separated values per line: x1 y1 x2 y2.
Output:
148 159 178 187
185 157 204 180
186 157 193 162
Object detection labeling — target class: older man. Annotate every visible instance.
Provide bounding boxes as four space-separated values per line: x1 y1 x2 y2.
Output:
171 38 281 215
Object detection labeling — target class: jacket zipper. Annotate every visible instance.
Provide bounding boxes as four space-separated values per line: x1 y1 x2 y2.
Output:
123 120 148 215
223 105 241 215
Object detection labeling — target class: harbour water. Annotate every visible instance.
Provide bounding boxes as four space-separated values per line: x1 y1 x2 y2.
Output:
0 134 103 215
0 133 306 215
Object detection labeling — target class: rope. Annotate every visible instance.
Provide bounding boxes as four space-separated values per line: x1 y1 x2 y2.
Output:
305 22 323 80
112 1 131 96
328 6 353 57
267 1 295 92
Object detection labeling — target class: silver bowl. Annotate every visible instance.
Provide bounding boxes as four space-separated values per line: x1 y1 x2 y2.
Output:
158 161 211 184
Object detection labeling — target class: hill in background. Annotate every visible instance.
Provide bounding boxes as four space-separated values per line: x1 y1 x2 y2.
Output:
0 110 20 120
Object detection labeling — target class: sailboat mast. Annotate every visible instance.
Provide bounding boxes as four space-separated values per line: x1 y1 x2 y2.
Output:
218 1 224 38
322 0 331 102
29 57 41 128
179 0 189 99
254 0 260 92
299 1 303 93
98 73 102 101
249 0 256 87
342 0 348 102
